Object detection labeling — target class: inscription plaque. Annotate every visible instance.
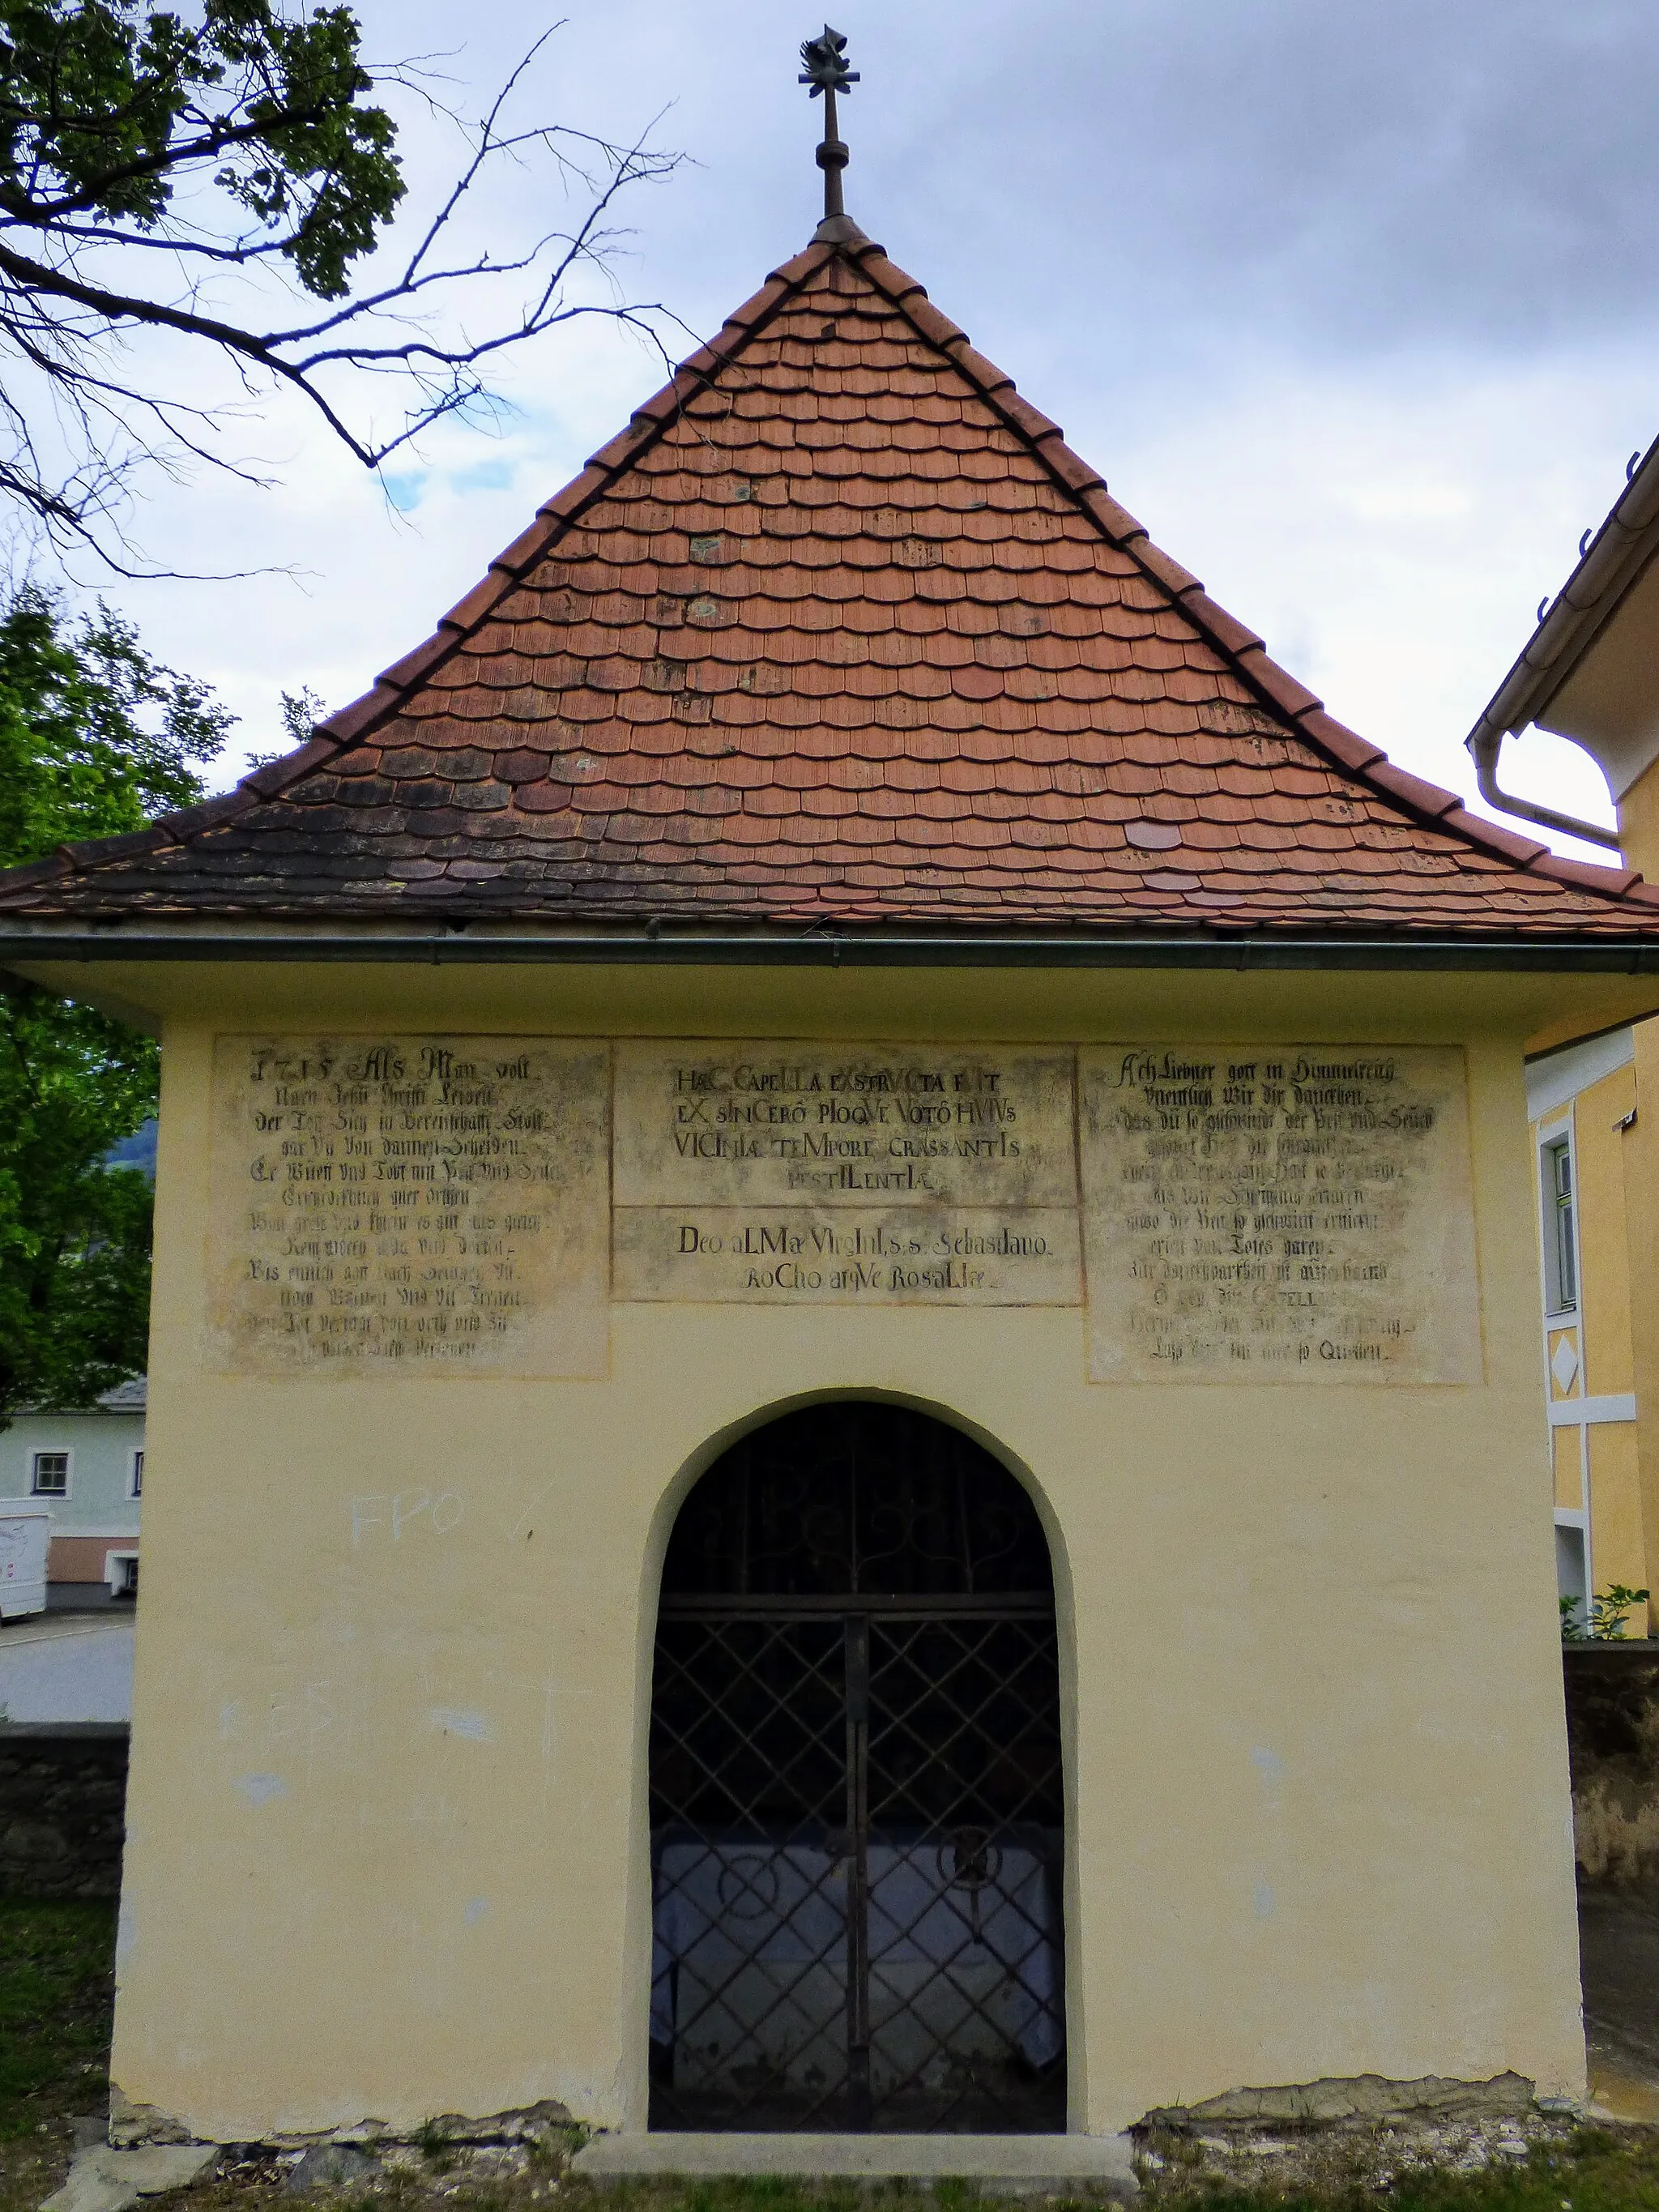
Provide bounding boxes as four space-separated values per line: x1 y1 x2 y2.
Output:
207 1036 609 1376
613 1043 1081 1305
1080 1045 1480 1384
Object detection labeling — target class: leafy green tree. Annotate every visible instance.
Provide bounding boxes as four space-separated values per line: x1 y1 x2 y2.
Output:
0 587 232 1424
0 588 227 852
0 3 678 569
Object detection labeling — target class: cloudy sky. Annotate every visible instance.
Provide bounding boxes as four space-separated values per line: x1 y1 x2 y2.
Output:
84 0 1659 858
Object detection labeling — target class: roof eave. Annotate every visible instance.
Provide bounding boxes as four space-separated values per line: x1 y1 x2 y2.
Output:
3 919 1659 975
1467 429 1659 812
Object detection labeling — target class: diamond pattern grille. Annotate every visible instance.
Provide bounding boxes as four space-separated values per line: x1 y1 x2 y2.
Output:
647 1404 1064 2134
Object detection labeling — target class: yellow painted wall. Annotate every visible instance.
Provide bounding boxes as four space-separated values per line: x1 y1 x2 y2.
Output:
1554 1428 1582 1514
1530 1054 1647 1625
1625 1021 1659 1624
1618 756 1659 879
106 968 1585 2141
1568 1067 1638 1400
1588 1425 1647 1603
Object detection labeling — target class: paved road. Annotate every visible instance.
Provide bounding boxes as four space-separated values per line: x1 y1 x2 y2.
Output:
1580 1885 1659 2120
0 1612 133 1723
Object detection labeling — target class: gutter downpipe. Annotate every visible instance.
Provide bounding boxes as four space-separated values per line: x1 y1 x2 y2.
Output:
1466 723 1623 853
1462 428 1659 858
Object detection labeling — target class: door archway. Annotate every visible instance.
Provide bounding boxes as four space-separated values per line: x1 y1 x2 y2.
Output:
648 1401 1064 2133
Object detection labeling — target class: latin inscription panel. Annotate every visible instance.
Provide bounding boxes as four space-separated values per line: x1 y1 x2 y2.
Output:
207 1036 609 1376
1080 1044 1481 1384
612 1043 1081 1305
614 1206 1082 1305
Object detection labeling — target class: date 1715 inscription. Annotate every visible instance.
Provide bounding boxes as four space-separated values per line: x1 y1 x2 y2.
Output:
206 1036 609 1377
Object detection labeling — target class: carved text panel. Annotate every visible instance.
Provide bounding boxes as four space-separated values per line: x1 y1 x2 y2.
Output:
207 1036 609 1375
1080 1045 1480 1383
613 1043 1081 1305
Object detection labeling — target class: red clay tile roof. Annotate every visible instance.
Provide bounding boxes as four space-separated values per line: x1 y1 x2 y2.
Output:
4 234 1658 941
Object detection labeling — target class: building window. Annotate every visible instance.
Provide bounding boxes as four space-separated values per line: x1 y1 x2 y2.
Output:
130 1450 144 1500
1544 1136 1578 1313
31 1450 68 1497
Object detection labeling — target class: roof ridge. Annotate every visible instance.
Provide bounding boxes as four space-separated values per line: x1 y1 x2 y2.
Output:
838 240 1650 912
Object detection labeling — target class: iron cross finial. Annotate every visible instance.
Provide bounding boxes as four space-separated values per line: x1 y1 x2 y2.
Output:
799 26 859 226
799 25 859 97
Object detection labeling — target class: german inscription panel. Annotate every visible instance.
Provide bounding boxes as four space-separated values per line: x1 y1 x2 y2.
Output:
207 1036 609 1376
613 1043 1081 1305
1080 1045 1481 1384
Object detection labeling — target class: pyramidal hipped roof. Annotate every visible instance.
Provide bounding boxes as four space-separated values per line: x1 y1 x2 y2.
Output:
4 232 1657 942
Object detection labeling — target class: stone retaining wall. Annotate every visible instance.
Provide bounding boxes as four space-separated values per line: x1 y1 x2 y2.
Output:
1564 1643 1659 1884
0 1723 127 1898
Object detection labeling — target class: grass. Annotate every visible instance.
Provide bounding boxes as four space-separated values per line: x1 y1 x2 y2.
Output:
1137 2125 1659 2212
0 1897 115 2142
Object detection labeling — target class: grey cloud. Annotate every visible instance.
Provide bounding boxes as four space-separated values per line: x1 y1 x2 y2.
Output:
360 0 1659 364
510 0 1659 417
869 0 1659 359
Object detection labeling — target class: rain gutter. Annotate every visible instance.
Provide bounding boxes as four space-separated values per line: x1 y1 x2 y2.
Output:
3 926 1659 975
1466 429 1659 853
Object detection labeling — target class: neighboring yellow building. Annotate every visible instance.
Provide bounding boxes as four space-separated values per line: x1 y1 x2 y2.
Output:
5 216 1659 2152
1522 1031 1642 1626
1472 437 1659 1638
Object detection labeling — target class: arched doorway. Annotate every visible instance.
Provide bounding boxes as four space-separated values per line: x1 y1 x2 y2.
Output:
648 1402 1064 2133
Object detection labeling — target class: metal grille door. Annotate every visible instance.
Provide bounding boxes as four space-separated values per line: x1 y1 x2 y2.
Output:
648 1405 1064 2133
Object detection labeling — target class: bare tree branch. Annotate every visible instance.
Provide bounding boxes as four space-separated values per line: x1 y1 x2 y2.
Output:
0 7 687 576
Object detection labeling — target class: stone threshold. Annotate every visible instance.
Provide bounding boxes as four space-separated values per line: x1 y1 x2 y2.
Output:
572 2133 1137 2194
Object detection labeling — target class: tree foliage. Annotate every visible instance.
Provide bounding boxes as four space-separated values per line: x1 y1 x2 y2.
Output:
0 2 680 570
0 587 228 853
0 587 232 1423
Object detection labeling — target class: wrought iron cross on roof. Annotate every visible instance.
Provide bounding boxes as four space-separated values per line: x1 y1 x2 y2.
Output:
800 25 859 224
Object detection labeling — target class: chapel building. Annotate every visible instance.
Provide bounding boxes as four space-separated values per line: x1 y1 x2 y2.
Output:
4 211 1659 2146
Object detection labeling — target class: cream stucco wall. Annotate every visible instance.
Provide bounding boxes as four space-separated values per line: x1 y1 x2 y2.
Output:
105 964 1587 2142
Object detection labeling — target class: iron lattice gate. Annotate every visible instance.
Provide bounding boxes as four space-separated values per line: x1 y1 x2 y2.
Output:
647 1404 1064 2133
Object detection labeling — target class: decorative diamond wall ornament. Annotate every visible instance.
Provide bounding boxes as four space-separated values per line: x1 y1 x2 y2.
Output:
1551 1334 1581 1396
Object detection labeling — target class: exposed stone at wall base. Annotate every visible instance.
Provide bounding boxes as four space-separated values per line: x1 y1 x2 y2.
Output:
0 1726 127 1898
1564 1645 1659 1883
109 2089 575 2154
1138 2072 1537 2135
1133 2094 1580 2204
40 2144 217 2212
283 2146 378 2193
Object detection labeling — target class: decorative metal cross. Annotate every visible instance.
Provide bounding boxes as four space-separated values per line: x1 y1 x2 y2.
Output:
799 25 859 223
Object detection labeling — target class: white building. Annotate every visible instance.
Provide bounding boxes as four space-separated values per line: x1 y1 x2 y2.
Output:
0 1377 143 1602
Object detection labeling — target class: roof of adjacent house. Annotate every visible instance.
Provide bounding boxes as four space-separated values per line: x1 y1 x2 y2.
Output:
12 1377 147 1417
1470 425 1659 763
3 231 1657 945
1465 421 1659 843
